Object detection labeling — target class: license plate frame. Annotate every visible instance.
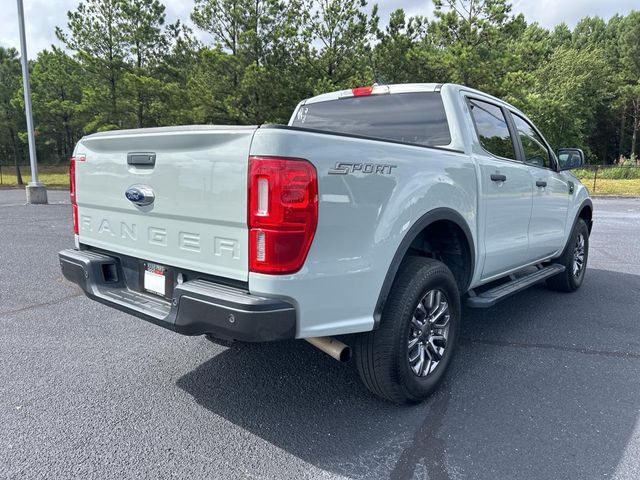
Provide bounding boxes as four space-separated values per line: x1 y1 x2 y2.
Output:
142 262 170 298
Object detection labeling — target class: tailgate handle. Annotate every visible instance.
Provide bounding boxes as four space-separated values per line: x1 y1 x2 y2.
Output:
127 152 156 166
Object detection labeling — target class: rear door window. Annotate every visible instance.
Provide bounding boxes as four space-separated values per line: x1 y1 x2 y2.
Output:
468 99 516 161
292 92 452 147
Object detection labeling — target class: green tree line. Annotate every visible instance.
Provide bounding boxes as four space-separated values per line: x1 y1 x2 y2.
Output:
1 0 639 184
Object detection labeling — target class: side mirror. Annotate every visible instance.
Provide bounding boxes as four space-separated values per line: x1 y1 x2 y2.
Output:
557 148 585 171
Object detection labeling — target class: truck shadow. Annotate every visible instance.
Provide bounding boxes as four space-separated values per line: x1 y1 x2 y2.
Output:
176 268 640 479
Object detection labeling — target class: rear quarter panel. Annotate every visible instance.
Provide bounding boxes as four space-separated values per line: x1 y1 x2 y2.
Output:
248 127 478 338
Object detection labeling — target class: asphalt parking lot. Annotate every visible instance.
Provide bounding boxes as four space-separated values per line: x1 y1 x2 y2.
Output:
1 188 639 480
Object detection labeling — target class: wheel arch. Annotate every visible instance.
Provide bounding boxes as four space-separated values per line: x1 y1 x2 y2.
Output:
373 208 475 328
578 199 593 234
555 198 593 260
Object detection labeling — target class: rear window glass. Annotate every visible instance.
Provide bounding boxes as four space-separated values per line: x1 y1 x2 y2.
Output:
468 99 516 160
292 92 452 147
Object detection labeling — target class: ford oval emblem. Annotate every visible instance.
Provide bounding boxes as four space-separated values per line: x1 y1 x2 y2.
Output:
125 185 155 206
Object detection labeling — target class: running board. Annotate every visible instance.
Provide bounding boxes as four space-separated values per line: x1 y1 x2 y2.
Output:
466 264 565 308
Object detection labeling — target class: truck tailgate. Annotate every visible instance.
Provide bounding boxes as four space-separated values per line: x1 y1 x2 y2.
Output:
74 125 257 282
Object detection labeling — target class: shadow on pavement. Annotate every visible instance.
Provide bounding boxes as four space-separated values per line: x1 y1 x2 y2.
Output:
177 268 640 479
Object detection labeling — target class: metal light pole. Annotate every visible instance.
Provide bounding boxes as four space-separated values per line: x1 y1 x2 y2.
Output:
16 0 47 204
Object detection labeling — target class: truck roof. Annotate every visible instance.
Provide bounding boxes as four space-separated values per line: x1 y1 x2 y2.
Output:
300 82 527 124
302 82 511 107
303 83 443 105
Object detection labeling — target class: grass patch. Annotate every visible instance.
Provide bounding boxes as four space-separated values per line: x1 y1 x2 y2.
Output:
0 165 69 188
576 177 640 196
574 167 640 180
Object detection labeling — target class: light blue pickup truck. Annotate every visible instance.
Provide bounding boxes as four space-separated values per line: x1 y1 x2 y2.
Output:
59 83 592 403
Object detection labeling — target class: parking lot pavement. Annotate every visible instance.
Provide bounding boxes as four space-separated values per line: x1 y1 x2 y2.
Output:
1 190 639 480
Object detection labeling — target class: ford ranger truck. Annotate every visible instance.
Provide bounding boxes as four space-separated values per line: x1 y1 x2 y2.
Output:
59 83 593 404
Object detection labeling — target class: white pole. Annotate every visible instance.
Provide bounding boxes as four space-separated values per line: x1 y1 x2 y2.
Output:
16 0 47 204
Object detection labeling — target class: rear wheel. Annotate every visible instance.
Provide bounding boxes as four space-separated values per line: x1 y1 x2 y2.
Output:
546 218 589 292
355 257 460 404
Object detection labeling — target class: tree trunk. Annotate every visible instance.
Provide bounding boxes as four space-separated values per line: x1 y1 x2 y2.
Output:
618 102 627 160
110 71 117 124
137 49 144 128
63 118 73 160
137 92 144 128
631 100 639 161
56 133 63 161
632 116 638 160
9 127 23 186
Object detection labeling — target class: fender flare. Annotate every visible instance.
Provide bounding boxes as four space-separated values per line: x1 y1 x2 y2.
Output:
542 197 593 265
373 207 476 328
575 198 594 234
559 198 593 256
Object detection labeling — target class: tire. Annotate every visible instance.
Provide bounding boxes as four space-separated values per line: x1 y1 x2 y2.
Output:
354 257 460 404
546 218 589 292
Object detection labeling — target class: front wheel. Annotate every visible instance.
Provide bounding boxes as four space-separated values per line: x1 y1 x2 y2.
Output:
354 257 460 404
546 218 589 292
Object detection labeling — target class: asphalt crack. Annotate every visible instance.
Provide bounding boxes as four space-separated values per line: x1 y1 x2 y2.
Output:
0 291 83 318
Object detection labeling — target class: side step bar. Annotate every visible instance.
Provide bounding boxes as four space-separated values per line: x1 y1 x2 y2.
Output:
466 264 565 308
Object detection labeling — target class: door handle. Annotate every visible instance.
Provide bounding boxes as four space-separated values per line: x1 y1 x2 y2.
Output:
490 174 507 182
536 180 547 188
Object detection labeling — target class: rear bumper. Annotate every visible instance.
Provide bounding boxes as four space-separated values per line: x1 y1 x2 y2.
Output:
58 248 296 342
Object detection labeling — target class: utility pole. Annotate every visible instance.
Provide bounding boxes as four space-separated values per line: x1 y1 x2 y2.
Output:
16 0 47 204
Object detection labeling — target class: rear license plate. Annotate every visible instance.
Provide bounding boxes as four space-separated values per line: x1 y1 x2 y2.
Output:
144 262 167 297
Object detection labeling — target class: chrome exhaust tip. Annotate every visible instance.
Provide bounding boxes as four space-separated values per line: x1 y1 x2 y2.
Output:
305 336 352 362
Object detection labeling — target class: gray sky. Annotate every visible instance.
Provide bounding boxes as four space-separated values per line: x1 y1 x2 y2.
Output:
1 0 638 58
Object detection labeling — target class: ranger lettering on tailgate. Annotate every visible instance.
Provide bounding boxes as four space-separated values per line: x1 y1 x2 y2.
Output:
80 216 239 259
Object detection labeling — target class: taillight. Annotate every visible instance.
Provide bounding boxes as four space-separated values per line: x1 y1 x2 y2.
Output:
248 156 318 274
69 157 78 234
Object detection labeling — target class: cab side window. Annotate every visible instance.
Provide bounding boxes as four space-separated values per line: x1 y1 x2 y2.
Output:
512 114 551 169
469 99 516 160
